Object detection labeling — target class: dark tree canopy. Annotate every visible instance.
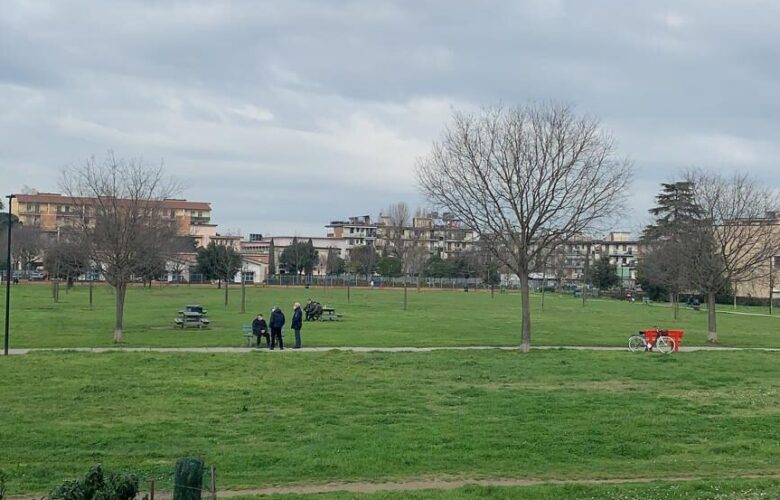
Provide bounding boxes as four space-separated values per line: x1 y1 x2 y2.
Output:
267 239 276 276
349 245 378 279
377 256 403 277
325 247 345 275
590 257 619 290
196 242 242 283
280 237 318 275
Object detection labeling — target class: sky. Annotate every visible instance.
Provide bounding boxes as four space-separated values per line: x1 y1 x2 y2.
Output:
2 0 779 237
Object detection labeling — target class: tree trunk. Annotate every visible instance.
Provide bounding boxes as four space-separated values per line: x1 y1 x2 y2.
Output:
541 266 546 310
114 282 127 343
224 281 229 307
707 291 717 343
582 243 591 307
672 292 678 320
519 271 532 352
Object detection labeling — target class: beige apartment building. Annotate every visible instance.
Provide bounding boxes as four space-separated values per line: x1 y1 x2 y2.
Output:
11 192 213 240
326 213 476 259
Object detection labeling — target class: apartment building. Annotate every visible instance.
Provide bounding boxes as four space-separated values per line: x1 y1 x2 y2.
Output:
325 216 377 248
326 212 476 259
553 232 640 282
10 192 212 239
241 235 349 275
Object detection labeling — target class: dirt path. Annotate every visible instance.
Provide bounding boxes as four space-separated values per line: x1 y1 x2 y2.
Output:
10 473 780 499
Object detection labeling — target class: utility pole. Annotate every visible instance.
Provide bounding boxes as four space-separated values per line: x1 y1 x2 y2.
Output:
770 256 775 316
5 194 15 356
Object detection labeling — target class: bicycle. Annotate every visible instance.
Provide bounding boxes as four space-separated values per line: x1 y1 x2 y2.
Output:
628 329 676 354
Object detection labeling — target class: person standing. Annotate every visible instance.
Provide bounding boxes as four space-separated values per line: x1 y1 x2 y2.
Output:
251 313 269 348
292 302 303 349
269 306 286 350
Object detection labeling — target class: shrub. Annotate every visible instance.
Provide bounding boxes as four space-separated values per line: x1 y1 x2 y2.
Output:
45 465 138 500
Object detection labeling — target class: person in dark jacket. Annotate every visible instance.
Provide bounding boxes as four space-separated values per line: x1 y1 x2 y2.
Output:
269 306 286 350
251 313 269 348
291 302 303 348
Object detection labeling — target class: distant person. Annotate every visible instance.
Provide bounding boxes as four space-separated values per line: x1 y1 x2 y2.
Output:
292 302 303 349
251 313 269 348
305 299 315 321
269 306 286 350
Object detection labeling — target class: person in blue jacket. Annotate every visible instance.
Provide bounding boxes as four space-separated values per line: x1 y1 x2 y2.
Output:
269 306 286 350
291 302 303 349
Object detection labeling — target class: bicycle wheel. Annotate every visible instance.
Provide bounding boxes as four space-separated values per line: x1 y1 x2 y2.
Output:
628 335 647 352
656 336 675 354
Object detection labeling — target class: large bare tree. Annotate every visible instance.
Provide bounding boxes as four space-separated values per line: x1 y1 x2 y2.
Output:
417 103 632 351
685 170 780 342
61 153 180 342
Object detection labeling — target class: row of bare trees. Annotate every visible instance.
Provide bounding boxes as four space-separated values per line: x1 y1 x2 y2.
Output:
417 102 779 350
639 174 780 342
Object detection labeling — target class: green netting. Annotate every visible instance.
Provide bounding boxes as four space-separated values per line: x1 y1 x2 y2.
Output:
173 458 204 500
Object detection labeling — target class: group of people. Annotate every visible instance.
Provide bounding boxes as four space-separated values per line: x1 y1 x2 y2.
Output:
251 302 304 350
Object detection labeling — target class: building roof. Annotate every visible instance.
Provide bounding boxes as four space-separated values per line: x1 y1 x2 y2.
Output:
14 193 211 211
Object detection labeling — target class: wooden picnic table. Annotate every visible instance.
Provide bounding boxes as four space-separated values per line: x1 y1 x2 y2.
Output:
174 311 210 329
321 307 337 321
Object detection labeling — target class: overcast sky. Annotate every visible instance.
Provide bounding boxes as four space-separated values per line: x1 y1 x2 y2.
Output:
2 0 779 237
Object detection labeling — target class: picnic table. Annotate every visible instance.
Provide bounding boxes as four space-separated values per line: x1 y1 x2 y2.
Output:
174 311 210 329
321 307 338 321
181 304 208 315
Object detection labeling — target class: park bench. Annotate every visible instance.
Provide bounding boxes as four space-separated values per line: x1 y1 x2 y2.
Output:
242 324 254 346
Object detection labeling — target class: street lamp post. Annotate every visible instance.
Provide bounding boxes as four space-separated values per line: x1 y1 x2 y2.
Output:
5 194 15 355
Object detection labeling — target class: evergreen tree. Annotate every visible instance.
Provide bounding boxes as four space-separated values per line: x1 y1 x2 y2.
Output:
267 239 276 278
325 247 345 275
377 256 403 277
590 257 619 289
639 181 704 317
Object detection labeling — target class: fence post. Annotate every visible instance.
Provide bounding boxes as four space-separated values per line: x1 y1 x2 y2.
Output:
210 465 217 500
149 479 155 500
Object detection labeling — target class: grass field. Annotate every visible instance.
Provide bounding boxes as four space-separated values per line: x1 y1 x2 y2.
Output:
2 283 780 348
1 350 780 496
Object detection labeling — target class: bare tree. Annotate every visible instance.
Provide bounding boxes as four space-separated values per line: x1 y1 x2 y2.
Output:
417 103 632 351
60 153 180 343
685 170 780 342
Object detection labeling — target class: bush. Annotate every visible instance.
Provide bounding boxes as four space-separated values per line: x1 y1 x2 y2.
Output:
45 465 138 500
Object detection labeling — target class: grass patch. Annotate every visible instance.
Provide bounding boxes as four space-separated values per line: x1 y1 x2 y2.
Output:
1 350 779 494
3 283 780 348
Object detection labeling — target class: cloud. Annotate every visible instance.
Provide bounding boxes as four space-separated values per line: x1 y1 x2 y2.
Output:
1 0 779 237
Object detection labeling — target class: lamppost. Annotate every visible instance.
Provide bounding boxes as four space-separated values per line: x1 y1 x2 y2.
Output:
5 194 15 356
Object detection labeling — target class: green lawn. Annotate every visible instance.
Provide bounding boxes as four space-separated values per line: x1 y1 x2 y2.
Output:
1 350 779 495
2 283 779 348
